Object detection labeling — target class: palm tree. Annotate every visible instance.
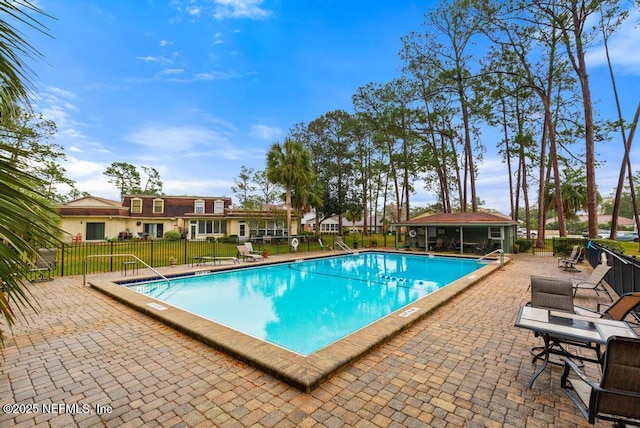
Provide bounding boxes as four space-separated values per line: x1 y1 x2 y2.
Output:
0 1 59 344
544 168 593 225
291 179 323 234
266 138 314 243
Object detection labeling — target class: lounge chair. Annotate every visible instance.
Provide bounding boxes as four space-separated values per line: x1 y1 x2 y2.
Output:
559 246 583 271
561 336 640 426
558 245 579 267
575 292 640 325
196 255 239 266
29 248 57 282
528 275 601 365
244 242 262 254
318 238 327 250
237 245 264 262
571 263 613 300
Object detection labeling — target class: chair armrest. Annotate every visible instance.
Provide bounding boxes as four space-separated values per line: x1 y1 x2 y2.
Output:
573 306 601 318
560 357 599 390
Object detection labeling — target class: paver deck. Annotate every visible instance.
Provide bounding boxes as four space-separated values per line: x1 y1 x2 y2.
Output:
0 253 626 427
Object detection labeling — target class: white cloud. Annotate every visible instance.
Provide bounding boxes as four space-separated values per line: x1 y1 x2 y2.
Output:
124 124 223 150
586 9 640 74
249 124 282 141
137 55 173 65
172 0 271 21
35 86 88 143
159 68 185 75
198 70 238 80
122 123 248 161
213 0 271 20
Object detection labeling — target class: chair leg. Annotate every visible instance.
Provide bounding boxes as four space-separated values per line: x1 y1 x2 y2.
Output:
530 341 585 367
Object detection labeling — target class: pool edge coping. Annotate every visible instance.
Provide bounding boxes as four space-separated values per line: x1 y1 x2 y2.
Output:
88 251 510 392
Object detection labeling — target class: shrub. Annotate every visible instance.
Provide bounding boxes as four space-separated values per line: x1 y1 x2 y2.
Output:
553 238 585 256
594 238 625 254
514 239 533 253
164 230 182 241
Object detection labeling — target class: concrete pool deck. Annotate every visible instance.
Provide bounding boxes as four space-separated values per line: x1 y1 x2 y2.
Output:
1 252 622 427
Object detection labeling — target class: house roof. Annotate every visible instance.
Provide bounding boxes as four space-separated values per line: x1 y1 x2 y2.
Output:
57 196 130 217
575 214 634 226
304 214 383 227
59 195 123 208
395 211 517 226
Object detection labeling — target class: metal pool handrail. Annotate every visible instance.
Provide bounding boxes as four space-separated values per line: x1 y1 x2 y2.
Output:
335 240 353 253
477 249 504 269
82 254 170 286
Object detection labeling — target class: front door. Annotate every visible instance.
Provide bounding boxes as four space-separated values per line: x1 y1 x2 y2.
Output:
190 223 197 240
239 222 247 240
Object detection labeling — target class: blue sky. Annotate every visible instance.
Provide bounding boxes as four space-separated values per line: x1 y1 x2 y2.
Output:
27 1 640 213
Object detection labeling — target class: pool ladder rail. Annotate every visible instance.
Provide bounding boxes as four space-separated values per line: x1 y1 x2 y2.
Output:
335 240 354 253
477 249 504 270
82 254 170 285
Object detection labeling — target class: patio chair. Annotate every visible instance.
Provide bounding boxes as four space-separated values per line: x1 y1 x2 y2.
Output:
558 245 579 267
560 336 640 426
433 238 444 251
318 238 326 250
244 242 261 254
528 275 601 365
236 245 263 262
474 240 487 254
559 246 583 271
571 263 613 301
530 275 575 313
448 240 461 251
575 292 640 326
28 248 57 282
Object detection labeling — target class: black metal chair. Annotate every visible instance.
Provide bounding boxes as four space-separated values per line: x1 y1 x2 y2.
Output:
561 336 640 426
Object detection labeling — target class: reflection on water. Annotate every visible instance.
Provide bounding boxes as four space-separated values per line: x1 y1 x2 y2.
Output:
130 253 480 355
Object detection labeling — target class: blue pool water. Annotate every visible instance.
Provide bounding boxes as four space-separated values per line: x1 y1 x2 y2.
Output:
130 252 481 355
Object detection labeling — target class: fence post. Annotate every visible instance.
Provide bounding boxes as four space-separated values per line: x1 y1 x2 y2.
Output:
110 240 114 272
60 242 65 276
184 238 188 264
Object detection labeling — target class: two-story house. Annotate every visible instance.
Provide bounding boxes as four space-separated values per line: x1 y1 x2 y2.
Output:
57 195 296 242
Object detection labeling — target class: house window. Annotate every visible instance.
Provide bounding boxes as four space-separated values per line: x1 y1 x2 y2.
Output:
194 200 204 214
214 200 224 214
86 223 105 240
144 223 164 239
320 223 339 233
197 220 226 234
488 227 503 240
153 199 164 214
131 199 142 214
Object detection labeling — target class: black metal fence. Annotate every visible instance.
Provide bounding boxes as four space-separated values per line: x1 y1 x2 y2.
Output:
585 241 640 296
45 233 402 277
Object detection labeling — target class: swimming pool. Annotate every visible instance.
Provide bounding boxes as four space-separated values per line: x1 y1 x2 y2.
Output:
129 252 482 355
90 250 504 391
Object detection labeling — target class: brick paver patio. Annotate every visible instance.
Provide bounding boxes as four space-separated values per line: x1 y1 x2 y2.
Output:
0 254 622 427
